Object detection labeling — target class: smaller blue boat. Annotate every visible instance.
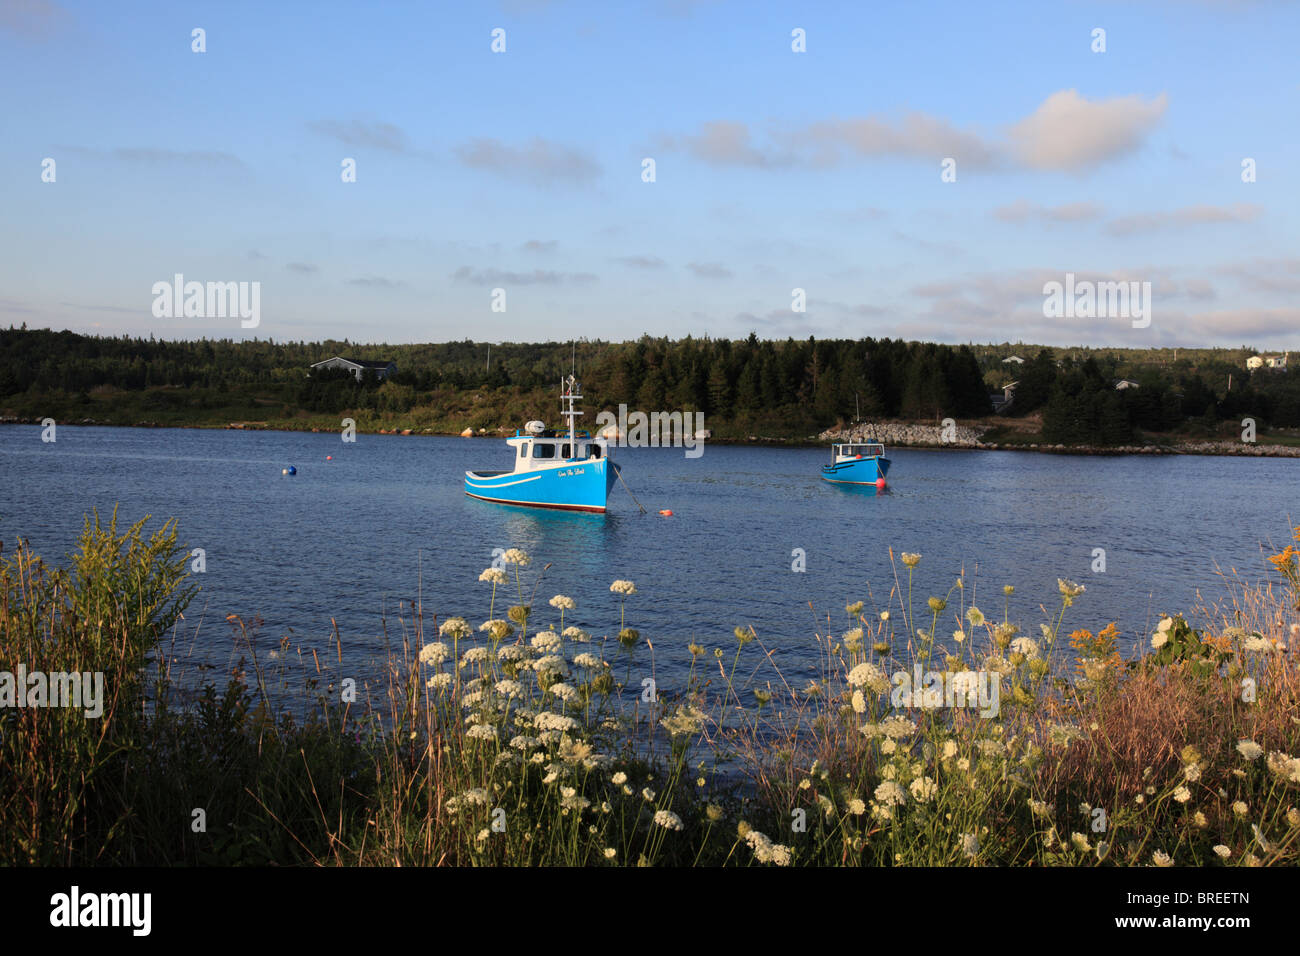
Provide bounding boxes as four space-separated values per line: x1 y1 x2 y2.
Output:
465 375 618 513
821 440 891 486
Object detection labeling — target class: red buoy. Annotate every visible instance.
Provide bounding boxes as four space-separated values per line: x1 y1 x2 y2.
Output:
875 478 886 489
659 509 673 516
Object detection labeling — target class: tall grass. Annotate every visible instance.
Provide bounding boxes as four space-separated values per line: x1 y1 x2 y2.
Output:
2 513 1298 866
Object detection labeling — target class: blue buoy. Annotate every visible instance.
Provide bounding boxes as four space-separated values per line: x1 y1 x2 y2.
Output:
288 465 297 475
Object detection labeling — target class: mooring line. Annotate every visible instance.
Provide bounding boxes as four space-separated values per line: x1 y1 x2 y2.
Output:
613 462 647 514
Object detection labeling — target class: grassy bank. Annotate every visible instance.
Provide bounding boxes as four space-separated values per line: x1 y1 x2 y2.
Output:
3 514 1300 866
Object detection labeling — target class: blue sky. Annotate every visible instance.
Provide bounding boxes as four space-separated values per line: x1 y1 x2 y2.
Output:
2 0 1296 348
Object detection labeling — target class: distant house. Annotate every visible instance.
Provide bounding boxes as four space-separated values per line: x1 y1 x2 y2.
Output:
1246 355 1265 370
1114 379 1140 391
990 381 1018 413
310 356 397 382
1266 353 1289 370
1002 355 1025 365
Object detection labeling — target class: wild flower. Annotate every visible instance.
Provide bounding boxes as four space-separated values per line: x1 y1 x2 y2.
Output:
534 712 579 733
1266 751 1300 784
1010 637 1039 659
426 673 453 690
460 647 492 666
603 847 617 859
1058 579 1085 599
610 579 637 596
1152 850 1173 867
561 788 591 812
743 829 792 866
960 833 979 858
439 617 472 639
967 607 985 627
1028 799 1054 820
847 797 866 816
874 781 906 807
653 809 683 831
549 595 576 610
847 662 890 694
612 772 628 785
846 601 864 616
479 568 508 585
493 679 525 698
1070 833 1091 852
1213 845 1231 859
533 655 568 677
1173 786 1191 803
417 641 449 667
530 631 562 653
880 611 890 621
1251 824 1272 852
880 716 916 739
466 724 498 742
909 777 938 803
478 620 513 641
642 788 656 803
571 652 602 669
901 553 921 568
661 710 703 737
502 548 530 566
1232 801 1249 817
547 682 579 702
562 626 590 642
1151 631 1169 649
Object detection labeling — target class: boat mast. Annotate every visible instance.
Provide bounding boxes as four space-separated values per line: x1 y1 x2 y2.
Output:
562 373 582 460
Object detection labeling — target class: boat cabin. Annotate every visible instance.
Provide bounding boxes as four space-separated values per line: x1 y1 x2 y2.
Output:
832 442 885 462
507 429 607 470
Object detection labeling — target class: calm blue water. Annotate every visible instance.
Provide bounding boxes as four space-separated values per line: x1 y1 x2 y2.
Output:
1 426 1295 694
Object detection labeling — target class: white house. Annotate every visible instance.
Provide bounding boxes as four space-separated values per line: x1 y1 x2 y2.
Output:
1267 353 1289 370
1002 355 1024 365
1246 355 1265 370
310 356 397 381
1114 379 1140 390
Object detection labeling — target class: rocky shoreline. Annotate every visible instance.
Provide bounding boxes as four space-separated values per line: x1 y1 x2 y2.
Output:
5 416 1298 457
819 421 1300 458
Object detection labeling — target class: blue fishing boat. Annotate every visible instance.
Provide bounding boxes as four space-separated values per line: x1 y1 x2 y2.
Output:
465 376 618 513
821 440 891 486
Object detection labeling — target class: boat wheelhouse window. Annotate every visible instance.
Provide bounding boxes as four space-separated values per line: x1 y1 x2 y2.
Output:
561 444 571 459
518 444 529 458
533 443 555 459
589 445 601 459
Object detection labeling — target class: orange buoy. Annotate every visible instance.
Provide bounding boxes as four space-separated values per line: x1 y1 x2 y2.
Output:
326 455 333 460
658 509 673 516
875 478 886 489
